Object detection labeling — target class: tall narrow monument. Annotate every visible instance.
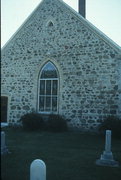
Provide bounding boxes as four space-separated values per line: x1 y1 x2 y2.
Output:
1 131 9 155
96 130 119 167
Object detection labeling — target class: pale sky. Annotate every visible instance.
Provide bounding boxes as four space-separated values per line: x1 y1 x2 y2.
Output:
1 0 121 47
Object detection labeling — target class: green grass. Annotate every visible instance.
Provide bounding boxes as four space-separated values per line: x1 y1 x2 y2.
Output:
1 127 121 180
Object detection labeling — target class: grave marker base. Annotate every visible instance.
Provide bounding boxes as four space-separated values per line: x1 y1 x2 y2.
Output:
1 146 9 155
96 158 119 167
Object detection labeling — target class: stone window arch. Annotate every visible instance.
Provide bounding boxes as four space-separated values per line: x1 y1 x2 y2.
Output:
38 62 59 113
48 21 54 27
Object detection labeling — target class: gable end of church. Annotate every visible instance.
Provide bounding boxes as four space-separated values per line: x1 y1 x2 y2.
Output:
1 0 121 130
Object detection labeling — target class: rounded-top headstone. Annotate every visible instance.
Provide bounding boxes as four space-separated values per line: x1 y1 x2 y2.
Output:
1 131 5 147
30 159 46 180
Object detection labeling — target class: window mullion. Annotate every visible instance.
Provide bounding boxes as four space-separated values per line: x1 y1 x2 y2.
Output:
51 80 53 112
44 80 46 111
38 80 40 111
57 80 58 112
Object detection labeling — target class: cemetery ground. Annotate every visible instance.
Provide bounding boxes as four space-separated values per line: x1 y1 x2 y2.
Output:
1 127 121 180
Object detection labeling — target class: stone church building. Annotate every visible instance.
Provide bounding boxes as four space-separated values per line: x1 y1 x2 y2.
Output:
1 0 121 130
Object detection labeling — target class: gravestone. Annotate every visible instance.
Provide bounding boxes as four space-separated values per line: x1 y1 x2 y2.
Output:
1 131 9 155
96 130 119 167
30 159 46 180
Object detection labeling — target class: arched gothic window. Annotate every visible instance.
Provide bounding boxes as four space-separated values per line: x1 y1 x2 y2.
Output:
38 62 59 113
48 21 54 27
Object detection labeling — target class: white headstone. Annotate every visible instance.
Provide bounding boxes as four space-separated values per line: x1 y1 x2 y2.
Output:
1 131 5 149
30 159 46 180
96 130 119 167
1 131 8 155
105 130 111 153
101 130 113 160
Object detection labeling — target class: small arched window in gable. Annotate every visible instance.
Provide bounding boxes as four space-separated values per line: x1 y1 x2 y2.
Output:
38 62 59 113
48 21 54 27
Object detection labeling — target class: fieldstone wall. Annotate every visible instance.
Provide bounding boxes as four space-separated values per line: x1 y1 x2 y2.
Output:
1 0 121 130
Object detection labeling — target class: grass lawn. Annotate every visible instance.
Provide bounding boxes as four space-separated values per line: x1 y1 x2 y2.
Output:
1 127 121 180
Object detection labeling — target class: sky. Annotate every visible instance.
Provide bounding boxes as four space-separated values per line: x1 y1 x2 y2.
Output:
1 0 121 48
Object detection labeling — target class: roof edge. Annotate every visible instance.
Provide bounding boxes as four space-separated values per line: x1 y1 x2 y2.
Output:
1 0 45 51
59 0 121 52
1 0 121 53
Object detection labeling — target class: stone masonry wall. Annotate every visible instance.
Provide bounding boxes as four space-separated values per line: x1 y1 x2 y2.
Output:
1 0 121 130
